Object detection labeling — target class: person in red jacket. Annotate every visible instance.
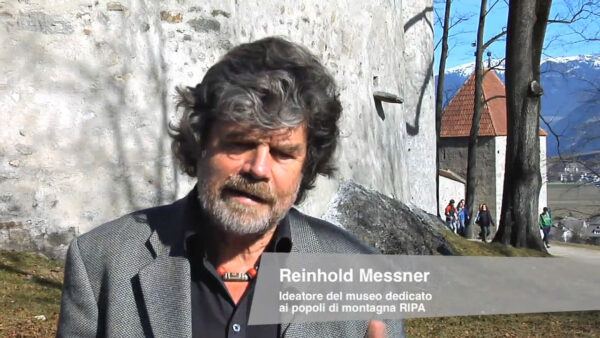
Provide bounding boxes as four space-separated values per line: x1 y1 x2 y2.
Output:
444 199 457 233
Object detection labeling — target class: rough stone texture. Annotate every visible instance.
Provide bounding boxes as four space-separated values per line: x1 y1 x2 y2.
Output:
160 11 183 23
323 181 455 255
107 2 127 12
187 17 220 32
1 0 435 258
0 220 77 259
14 11 74 34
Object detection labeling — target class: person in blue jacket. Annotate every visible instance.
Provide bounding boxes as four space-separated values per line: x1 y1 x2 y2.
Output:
456 199 469 236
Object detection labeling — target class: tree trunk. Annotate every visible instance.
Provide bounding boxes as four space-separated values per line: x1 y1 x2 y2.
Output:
465 0 488 239
436 0 453 218
494 0 552 250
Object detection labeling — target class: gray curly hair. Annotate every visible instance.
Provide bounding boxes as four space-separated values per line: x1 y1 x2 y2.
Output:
169 36 342 203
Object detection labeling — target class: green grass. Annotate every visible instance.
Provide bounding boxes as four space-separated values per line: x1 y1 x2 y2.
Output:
441 229 550 257
0 250 63 337
405 231 599 337
406 311 600 337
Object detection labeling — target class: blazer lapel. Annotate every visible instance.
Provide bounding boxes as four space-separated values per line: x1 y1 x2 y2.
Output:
137 195 195 338
138 253 192 338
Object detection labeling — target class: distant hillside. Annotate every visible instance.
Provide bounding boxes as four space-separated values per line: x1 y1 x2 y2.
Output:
439 55 600 156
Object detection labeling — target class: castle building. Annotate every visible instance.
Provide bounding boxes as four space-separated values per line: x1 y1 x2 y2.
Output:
439 70 548 225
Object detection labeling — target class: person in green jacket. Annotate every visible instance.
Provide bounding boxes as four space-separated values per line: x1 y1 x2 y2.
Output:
539 207 553 248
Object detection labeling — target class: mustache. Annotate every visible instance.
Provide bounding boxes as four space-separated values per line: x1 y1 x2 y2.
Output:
222 175 276 204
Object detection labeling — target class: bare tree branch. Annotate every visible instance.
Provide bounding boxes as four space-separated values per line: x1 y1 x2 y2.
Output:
540 111 600 179
540 114 565 162
483 30 507 49
547 1 600 42
485 0 503 16
435 16 471 50
548 4 587 24
483 57 506 72
483 94 506 104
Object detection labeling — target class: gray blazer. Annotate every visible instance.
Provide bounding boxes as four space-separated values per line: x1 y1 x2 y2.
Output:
57 192 405 337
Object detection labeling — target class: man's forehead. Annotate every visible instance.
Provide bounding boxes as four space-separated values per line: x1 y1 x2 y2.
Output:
213 120 307 143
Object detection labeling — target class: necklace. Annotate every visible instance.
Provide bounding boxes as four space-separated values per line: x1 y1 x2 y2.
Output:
217 265 259 282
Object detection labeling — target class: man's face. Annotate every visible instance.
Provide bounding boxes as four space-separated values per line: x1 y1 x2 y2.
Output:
196 120 307 236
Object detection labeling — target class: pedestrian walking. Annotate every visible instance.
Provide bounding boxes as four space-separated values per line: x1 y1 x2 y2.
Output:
475 203 494 243
456 199 469 236
444 199 457 233
539 207 553 248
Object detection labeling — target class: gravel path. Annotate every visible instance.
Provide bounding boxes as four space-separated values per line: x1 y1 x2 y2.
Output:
547 242 600 266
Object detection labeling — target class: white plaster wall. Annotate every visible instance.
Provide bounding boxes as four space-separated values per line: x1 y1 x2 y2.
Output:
539 136 548 213
494 136 507 223
0 0 435 244
402 2 437 213
438 176 465 217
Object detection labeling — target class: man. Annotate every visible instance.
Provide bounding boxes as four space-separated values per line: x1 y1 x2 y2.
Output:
444 199 456 233
539 207 553 248
58 37 403 337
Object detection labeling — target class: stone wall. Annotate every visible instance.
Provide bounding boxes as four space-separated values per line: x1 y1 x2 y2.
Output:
0 0 436 258
439 137 469 178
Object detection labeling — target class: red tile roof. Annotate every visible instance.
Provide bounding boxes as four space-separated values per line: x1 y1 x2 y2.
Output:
441 70 547 137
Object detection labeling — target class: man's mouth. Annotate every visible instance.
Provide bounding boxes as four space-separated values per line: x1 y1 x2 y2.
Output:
223 187 271 205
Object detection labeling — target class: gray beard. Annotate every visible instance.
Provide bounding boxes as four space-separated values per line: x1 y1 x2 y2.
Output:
196 178 298 236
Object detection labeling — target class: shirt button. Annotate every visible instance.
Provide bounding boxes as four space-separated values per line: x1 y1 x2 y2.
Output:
232 323 241 333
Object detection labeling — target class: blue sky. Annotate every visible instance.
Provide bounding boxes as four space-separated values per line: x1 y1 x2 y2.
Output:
434 0 600 72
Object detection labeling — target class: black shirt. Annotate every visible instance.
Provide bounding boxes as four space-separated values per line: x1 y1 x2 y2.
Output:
478 210 494 227
186 214 292 338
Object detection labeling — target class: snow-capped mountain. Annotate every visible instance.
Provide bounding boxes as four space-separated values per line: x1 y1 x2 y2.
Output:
439 55 600 156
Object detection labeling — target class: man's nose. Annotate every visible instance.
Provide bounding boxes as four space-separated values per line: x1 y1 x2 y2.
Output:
242 144 271 180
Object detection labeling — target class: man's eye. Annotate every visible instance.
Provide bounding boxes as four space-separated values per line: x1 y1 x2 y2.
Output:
272 149 294 160
224 141 253 152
